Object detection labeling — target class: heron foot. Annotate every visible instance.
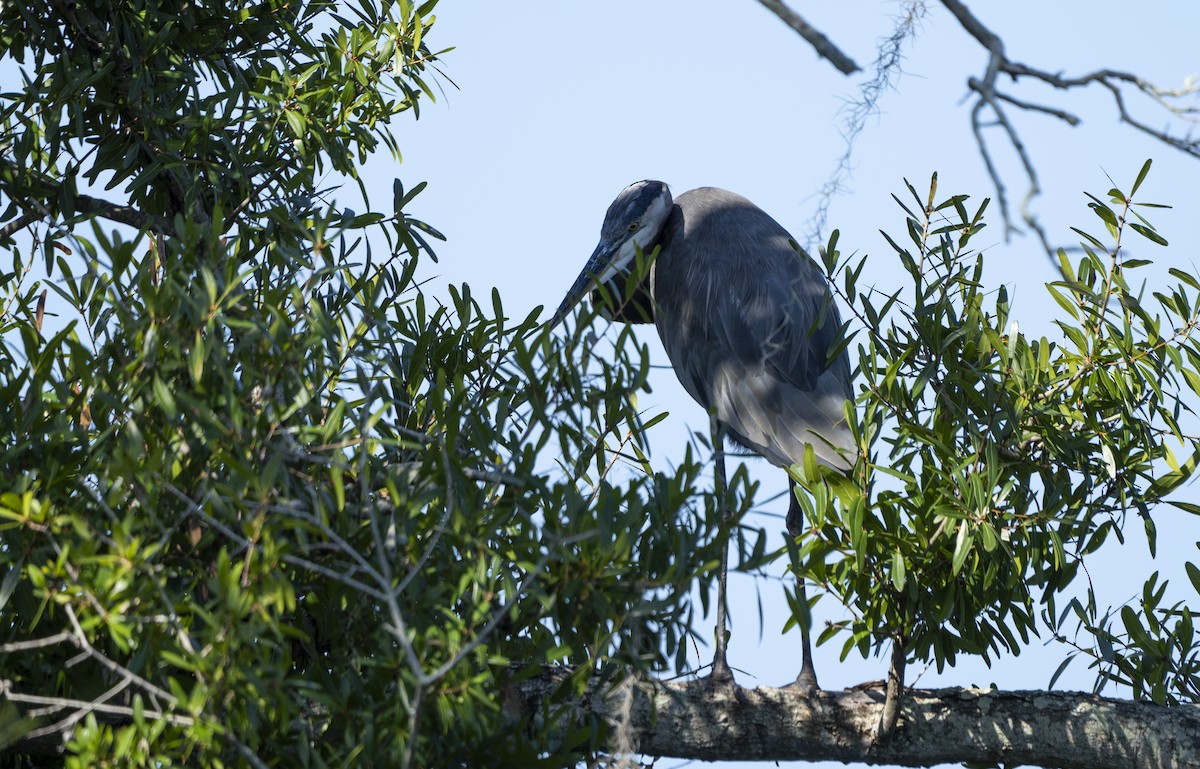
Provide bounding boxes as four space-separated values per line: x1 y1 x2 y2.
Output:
783 666 820 696
702 653 737 694
707 656 735 684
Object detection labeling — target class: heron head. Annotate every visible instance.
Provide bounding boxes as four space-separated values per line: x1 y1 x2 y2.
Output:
550 180 673 327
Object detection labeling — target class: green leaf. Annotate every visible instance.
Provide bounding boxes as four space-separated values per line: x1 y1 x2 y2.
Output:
152 375 177 418
190 332 205 383
1047 655 1074 690
1187 562 1200 597
1121 606 1154 650
1129 223 1167 246
1101 444 1117 480
1170 500 1200 516
1070 227 1107 251
284 109 306 137
331 467 345 512
952 523 972 576
0 560 21 611
1130 158 1152 196
1183 369 1200 398
1057 249 1076 281
1045 284 1080 320
641 411 669 430
1169 268 1200 290
891 549 906 591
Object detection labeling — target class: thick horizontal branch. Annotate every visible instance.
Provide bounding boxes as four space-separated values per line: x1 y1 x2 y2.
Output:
510 669 1200 769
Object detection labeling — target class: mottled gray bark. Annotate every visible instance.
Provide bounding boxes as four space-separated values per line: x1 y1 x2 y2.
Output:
510 669 1200 768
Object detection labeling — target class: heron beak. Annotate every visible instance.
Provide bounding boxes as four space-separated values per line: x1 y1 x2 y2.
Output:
549 239 624 328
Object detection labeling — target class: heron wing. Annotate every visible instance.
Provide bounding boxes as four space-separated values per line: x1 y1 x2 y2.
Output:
653 188 854 470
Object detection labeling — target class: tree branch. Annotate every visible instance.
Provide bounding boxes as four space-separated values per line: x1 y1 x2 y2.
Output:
0 212 39 243
0 192 169 238
877 635 907 739
754 0 860 74
509 670 1200 768
940 0 1200 256
46 0 201 223
72 194 170 233
0 159 170 237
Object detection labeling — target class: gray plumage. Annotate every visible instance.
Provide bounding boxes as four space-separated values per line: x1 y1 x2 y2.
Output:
652 187 853 471
552 180 854 689
553 180 854 472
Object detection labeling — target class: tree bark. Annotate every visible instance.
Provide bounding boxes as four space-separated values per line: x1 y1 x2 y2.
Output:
510 669 1200 768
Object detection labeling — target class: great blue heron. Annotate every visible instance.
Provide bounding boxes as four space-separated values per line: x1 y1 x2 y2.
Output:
551 180 855 690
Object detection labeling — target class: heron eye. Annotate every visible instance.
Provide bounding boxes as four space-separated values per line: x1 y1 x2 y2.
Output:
628 221 640 232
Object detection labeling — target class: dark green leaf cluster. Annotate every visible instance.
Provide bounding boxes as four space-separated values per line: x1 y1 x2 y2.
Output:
1 5 718 765
0 0 444 242
0 231 715 765
5 0 1200 763
793 163 1200 689
1047 566 1200 705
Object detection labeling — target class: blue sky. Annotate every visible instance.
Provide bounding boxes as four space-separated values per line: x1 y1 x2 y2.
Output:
388 3 1200 766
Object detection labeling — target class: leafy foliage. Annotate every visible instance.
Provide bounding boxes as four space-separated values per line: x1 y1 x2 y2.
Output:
3 0 1200 766
0 1 715 766
792 164 1200 691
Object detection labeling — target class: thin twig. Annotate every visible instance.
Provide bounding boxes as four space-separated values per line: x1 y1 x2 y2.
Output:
3 687 194 728
164 483 389 601
62 604 177 707
23 678 133 740
967 74 1054 254
991 90 1081 126
0 631 72 653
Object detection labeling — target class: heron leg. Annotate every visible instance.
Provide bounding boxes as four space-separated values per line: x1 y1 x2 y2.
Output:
708 415 734 684
786 478 819 694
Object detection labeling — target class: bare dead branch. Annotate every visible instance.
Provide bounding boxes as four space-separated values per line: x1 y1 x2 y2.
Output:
2 684 194 729
991 90 1082 127
939 0 1000 50
21 678 135 742
754 0 860 74
967 74 1057 254
62 604 177 709
940 0 1200 256
1100 79 1200 158
968 99 1012 226
995 62 1200 157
